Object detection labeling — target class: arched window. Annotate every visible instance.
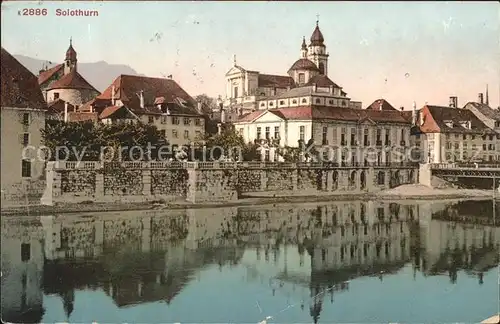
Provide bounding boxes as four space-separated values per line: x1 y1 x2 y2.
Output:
301 98 307 104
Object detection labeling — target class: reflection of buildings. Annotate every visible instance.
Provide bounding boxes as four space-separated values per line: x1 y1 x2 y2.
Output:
1 199 499 323
1 221 45 323
418 200 500 284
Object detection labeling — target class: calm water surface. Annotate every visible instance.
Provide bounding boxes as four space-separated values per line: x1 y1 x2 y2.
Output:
1 200 499 323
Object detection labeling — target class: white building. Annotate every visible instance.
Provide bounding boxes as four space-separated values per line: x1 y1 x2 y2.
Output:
221 21 362 123
1 48 48 204
411 97 500 163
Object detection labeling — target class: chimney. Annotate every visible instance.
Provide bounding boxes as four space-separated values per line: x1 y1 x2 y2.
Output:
329 85 334 94
197 101 202 114
64 101 69 122
400 106 404 111
419 111 424 126
449 96 458 108
379 100 383 111
111 85 116 105
478 93 484 104
312 83 317 92
139 90 144 109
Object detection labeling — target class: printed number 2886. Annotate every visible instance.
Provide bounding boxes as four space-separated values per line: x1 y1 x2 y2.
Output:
22 8 48 16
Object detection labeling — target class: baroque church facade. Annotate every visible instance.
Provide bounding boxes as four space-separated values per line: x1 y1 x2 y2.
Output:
221 21 362 123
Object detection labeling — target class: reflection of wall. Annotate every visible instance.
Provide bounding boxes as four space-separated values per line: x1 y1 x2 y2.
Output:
1 224 44 323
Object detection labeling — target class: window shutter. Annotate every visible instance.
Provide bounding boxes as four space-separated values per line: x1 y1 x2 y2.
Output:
18 133 24 144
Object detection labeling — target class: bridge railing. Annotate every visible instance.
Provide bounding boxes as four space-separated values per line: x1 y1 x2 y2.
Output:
429 163 500 170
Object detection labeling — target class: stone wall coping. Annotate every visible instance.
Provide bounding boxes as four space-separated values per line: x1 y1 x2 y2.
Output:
50 160 420 170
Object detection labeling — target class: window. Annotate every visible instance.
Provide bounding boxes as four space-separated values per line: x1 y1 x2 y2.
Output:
269 102 274 107
195 131 202 139
350 128 356 145
53 92 60 100
274 126 280 139
322 126 328 144
172 116 180 125
21 243 30 262
264 150 270 161
148 116 154 124
21 133 29 146
161 115 167 124
298 73 305 84
454 143 459 149
299 126 305 141
260 103 265 107
160 129 166 137
385 129 390 145
279 100 285 105
21 160 31 178
239 128 244 135
172 130 178 138
184 117 191 125
292 99 297 104
22 113 30 126
364 129 369 146
315 98 321 104
184 130 189 139
234 86 239 98
301 98 307 104
265 127 270 139
256 127 261 139
195 118 202 126
329 100 334 105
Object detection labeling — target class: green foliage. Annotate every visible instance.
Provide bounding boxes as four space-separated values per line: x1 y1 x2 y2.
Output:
277 146 302 162
42 120 168 161
204 126 260 161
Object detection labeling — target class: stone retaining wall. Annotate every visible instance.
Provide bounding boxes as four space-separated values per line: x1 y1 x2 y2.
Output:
42 161 419 204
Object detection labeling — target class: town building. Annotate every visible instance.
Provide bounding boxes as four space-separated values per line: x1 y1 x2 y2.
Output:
37 39 100 119
233 99 414 163
1 48 48 204
78 74 205 147
462 88 500 133
222 21 362 123
411 97 499 163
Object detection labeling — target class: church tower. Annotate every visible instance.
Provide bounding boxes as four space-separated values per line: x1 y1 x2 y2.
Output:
300 36 308 58
64 38 77 75
307 20 329 76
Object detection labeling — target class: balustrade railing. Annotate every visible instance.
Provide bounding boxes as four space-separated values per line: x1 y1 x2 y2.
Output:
430 163 500 170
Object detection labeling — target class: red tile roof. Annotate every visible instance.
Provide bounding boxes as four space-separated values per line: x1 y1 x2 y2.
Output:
47 98 75 114
257 74 295 88
97 74 200 116
1 47 47 110
98 105 135 119
38 64 63 85
365 99 398 111
68 111 98 122
419 105 494 134
237 105 411 124
46 69 99 92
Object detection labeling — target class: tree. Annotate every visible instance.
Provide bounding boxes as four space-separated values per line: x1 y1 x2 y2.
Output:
194 94 218 115
277 146 302 162
204 126 260 161
42 120 168 161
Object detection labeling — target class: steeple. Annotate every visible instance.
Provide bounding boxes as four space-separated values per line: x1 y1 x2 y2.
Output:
64 37 77 75
300 36 307 58
307 18 329 76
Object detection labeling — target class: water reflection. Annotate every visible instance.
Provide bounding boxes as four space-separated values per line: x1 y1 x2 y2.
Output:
1 200 499 323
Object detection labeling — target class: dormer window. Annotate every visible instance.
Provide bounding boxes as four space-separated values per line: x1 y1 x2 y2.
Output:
279 100 285 105
301 98 307 104
444 120 454 128
269 102 274 107
260 102 265 107
292 99 297 104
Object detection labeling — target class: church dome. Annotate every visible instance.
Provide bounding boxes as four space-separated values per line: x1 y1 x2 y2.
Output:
310 22 325 46
288 58 319 72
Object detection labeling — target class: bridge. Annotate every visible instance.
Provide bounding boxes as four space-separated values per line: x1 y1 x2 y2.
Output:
420 163 500 190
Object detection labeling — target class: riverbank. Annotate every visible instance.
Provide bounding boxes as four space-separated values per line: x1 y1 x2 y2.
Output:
1 184 497 216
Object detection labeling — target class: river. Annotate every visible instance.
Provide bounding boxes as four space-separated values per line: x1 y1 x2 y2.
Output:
1 199 499 323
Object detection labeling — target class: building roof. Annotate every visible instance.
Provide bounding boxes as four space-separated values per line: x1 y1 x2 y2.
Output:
365 99 398 111
47 98 75 114
288 58 320 73
310 22 325 46
258 74 295 88
419 105 495 134
46 69 99 92
97 74 201 116
38 64 63 85
67 111 98 122
464 102 500 121
1 47 47 110
237 105 412 124
305 75 340 88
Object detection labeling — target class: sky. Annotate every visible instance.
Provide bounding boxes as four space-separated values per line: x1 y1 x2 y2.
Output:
1 1 499 109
